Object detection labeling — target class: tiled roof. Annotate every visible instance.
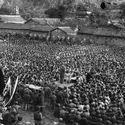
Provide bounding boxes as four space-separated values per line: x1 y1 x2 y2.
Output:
26 18 47 25
0 23 31 30
0 23 54 31
26 18 59 25
0 15 26 24
78 26 96 34
94 28 115 36
44 18 59 25
31 25 54 32
79 25 125 37
57 27 76 35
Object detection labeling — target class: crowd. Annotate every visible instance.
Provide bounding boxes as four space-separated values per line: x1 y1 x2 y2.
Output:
0 32 82 46
0 33 125 125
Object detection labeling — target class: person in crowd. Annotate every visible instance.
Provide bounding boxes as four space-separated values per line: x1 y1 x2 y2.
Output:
34 106 44 125
16 115 24 125
59 65 65 84
2 32 125 125
1 106 17 125
23 87 31 111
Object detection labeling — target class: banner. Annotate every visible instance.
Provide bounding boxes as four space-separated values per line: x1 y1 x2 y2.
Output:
3 77 11 97
4 76 18 107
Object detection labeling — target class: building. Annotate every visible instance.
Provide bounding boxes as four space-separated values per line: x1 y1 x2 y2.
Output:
25 18 47 25
45 18 60 25
50 26 76 38
0 23 31 34
30 25 54 38
0 15 26 24
25 18 60 26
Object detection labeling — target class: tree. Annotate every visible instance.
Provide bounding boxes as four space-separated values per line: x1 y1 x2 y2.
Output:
44 4 67 21
119 3 125 19
62 0 74 10
0 7 11 14
19 0 34 20
45 0 77 19
44 7 58 18
19 0 46 20
57 5 66 21
89 10 108 26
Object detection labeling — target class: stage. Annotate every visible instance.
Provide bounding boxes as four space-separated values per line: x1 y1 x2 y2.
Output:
54 81 74 88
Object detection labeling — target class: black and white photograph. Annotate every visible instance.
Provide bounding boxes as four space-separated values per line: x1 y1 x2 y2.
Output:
0 0 125 125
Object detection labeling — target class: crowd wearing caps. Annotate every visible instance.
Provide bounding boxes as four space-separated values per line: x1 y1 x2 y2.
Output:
0 32 77 46
1 34 125 125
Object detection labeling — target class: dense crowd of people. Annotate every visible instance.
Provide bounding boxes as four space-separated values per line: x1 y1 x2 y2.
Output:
0 33 125 125
1 32 83 46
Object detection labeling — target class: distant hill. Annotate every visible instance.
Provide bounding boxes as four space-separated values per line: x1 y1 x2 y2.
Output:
1 0 125 9
74 0 125 7
22 0 50 8
1 0 52 9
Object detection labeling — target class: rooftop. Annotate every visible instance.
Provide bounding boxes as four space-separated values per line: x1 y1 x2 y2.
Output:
0 15 26 24
0 23 31 30
25 18 59 25
55 27 76 35
31 25 55 32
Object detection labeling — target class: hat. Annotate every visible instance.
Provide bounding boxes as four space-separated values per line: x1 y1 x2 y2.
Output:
59 118 63 122
62 106 65 109
71 110 75 113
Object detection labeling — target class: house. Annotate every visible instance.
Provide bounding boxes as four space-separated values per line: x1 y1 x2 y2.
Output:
25 18 59 26
0 23 31 34
50 26 76 38
25 18 47 25
78 26 96 35
0 15 26 24
30 25 54 38
44 18 60 25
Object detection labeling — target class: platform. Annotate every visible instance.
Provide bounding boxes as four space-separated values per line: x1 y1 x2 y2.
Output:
54 81 74 88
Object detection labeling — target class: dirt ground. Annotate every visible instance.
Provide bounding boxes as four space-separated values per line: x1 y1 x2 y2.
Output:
19 108 65 125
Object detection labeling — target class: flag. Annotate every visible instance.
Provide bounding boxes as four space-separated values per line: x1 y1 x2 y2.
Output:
0 68 5 96
3 77 11 97
4 76 19 107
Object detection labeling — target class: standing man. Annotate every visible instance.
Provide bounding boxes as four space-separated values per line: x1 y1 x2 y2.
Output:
59 65 65 84
34 106 44 125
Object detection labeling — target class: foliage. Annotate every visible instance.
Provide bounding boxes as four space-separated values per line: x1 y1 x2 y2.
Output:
89 10 109 26
45 4 67 21
76 4 87 11
63 0 75 10
1 0 49 19
0 7 11 14
44 7 58 18
119 3 125 19
57 5 66 21
19 0 47 20
45 0 77 20
0 0 76 19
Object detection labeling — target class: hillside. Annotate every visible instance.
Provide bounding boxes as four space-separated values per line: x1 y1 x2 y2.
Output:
1 0 125 10
1 0 51 9
21 0 50 8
